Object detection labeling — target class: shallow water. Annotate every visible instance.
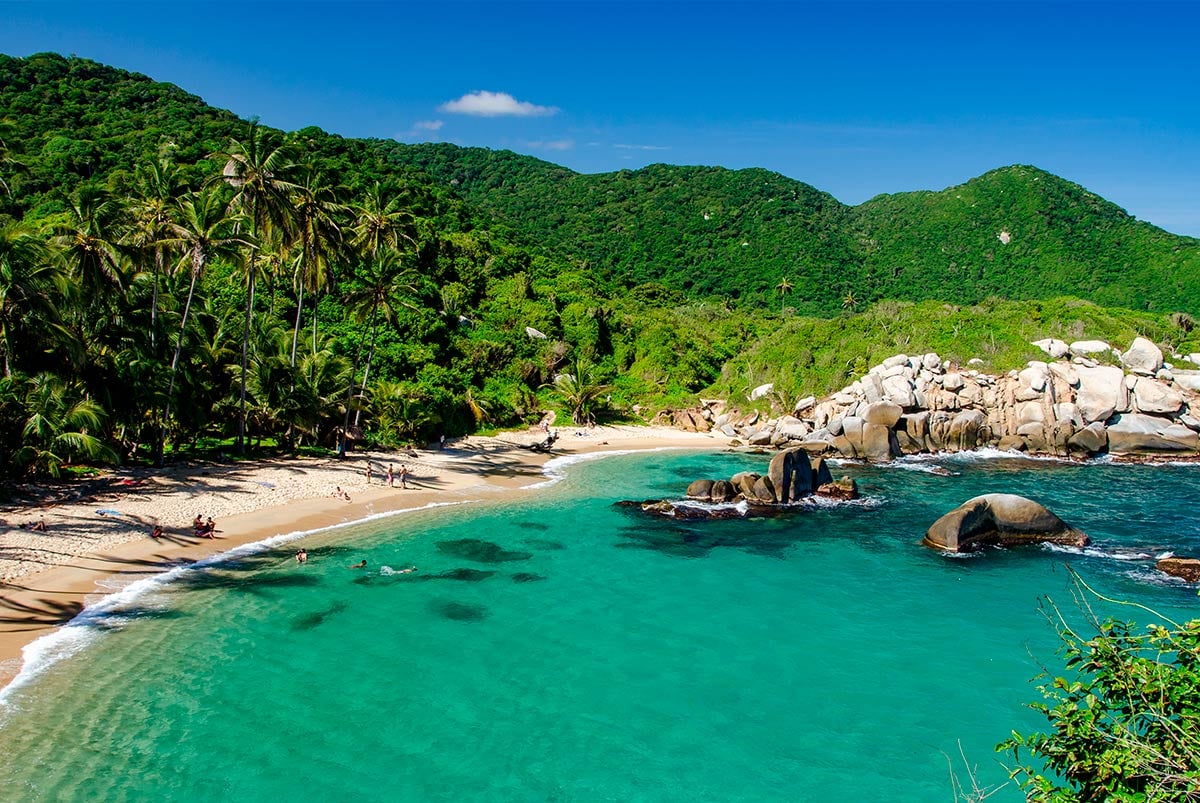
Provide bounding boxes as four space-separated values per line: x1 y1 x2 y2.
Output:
0 450 1197 801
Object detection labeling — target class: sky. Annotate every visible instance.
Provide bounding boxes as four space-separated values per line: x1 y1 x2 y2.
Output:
3 0 1199 235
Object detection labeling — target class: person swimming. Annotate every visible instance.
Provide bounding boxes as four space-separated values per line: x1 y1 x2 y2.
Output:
349 559 367 569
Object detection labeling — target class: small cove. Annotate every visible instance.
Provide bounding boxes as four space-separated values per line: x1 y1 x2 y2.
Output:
0 450 1197 801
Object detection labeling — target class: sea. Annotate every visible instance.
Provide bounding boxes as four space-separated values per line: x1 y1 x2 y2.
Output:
0 448 1197 802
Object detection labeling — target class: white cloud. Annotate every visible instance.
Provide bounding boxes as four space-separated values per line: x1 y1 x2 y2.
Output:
412 119 443 132
525 139 574 152
438 91 558 117
613 143 671 151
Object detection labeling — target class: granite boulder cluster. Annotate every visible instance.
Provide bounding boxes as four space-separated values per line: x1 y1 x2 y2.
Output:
663 337 1200 461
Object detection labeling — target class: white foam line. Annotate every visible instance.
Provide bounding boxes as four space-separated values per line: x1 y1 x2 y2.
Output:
523 446 701 490
0 499 474 706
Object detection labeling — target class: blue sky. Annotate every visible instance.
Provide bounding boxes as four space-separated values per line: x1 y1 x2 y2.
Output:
4 1 1199 235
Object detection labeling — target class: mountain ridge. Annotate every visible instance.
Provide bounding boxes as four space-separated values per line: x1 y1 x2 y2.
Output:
2 51 1197 315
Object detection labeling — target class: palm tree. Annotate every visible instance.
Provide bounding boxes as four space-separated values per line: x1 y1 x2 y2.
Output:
129 158 185 351
842 290 858 312
342 248 420 431
161 188 248 459
776 277 794 317
0 222 67 377
11 372 117 477
51 185 128 303
352 181 417 261
290 168 346 364
215 120 298 453
547 357 611 425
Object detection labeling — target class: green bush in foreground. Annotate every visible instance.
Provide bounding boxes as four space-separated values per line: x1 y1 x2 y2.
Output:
1001 576 1200 802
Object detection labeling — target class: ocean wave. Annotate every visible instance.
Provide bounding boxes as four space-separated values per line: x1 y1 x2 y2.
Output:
1041 542 1155 562
0 499 474 707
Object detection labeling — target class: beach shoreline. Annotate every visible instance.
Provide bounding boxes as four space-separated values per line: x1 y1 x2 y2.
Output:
0 425 720 687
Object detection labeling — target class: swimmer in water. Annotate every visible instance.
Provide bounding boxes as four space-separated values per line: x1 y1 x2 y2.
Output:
349 559 367 569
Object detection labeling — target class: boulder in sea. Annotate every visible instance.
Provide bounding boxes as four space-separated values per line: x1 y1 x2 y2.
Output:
816 478 858 500
923 493 1089 553
685 479 715 500
1156 556 1200 582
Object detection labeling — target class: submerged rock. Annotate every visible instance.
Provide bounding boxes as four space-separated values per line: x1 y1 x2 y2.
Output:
924 493 1089 553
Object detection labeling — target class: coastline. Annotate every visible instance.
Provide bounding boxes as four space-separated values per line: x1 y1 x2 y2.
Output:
0 425 719 687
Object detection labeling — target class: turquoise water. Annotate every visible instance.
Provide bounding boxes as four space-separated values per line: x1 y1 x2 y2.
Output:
0 450 1198 801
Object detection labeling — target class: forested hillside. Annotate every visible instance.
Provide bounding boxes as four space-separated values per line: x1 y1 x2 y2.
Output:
0 51 1196 476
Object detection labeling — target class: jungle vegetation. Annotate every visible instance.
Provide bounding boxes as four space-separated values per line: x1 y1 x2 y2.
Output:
0 51 1197 478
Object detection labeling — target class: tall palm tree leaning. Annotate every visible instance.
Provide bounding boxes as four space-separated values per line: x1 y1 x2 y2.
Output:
129 158 184 351
343 247 419 430
776 277 794 317
159 188 248 463
289 167 346 365
215 121 298 454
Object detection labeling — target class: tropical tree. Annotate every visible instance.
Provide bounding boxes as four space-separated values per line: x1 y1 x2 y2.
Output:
215 120 298 453
352 181 417 261
51 185 128 303
10 372 117 477
547 356 611 425
161 188 247 457
343 247 420 427
842 290 859 312
0 221 67 377
289 168 346 363
1001 574 1200 802
776 277 794 317
129 158 185 350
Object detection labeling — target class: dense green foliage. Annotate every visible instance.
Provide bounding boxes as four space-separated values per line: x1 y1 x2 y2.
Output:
0 51 1197 475
1001 583 1200 801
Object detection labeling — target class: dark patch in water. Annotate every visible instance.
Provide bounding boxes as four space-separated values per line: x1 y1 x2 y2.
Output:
511 572 546 583
421 568 496 582
175 569 322 594
430 600 489 622
292 601 348 631
436 539 532 563
523 538 565 550
517 521 549 531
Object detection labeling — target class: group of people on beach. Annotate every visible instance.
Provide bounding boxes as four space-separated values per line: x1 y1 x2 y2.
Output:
365 462 410 489
191 514 217 538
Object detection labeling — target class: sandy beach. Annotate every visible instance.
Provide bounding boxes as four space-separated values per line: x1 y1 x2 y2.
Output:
0 425 718 686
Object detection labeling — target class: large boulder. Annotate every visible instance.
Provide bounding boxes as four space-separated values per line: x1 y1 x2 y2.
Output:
685 479 715 500
1171 370 1200 393
1106 413 1199 455
1131 377 1184 415
861 401 903 427
1121 337 1164 375
767 447 815 503
1157 557 1200 582
1070 340 1112 357
1074 364 1128 423
1032 338 1070 359
924 494 1089 552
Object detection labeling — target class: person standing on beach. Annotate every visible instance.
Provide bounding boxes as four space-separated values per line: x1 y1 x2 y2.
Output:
398 464 409 489
365 463 373 485
387 464 395 487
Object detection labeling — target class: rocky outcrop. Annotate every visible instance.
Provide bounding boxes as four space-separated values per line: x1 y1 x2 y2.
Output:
1156 556 1200 582
658 447 858 514
661 336 1200 462
924 494 1089 552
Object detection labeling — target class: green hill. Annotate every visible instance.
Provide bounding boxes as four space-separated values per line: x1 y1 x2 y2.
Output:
3 52 1198 317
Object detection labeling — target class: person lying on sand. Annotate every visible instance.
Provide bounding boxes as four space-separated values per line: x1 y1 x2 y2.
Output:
150 525 163 541
25 517 47 532
332 486 351 502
